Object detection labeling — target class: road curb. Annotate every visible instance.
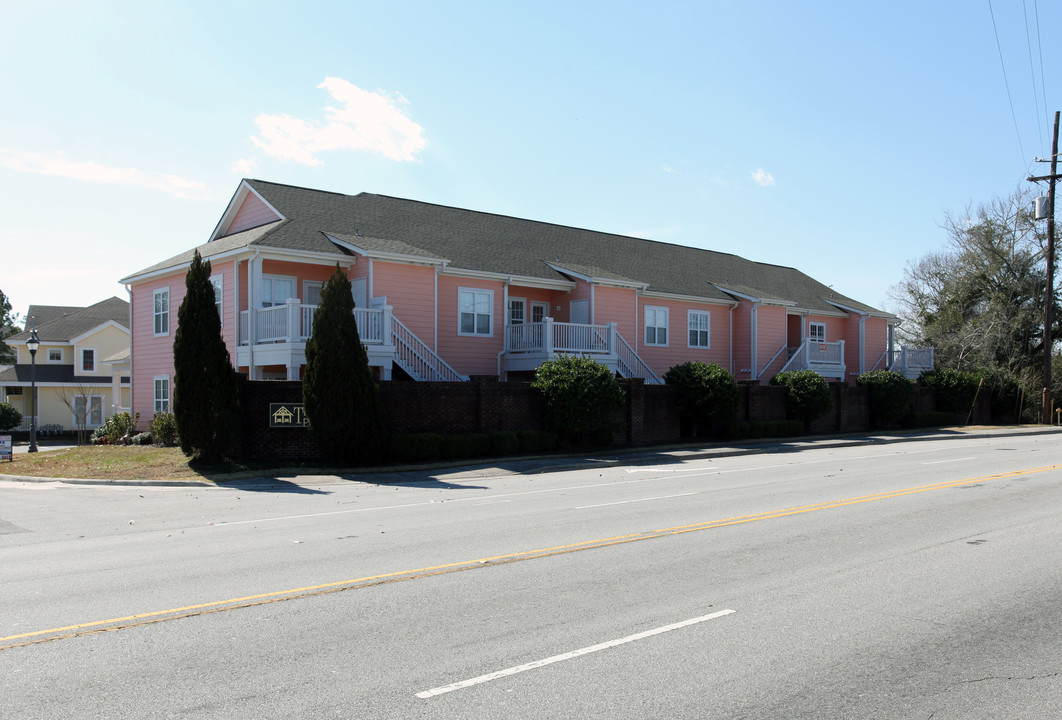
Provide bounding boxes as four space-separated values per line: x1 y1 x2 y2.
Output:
2 425 1059 488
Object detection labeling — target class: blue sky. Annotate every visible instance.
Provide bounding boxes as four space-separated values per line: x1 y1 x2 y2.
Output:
2 1 1058 323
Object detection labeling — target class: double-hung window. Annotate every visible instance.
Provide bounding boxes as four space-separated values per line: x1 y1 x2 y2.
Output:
644 306 669 346
210 275 223 320
809 322 826 343
47 349 62 362
688 310 711 348
153 288 169 336
459 288 493 336
154 376 170 413
80 348 96 373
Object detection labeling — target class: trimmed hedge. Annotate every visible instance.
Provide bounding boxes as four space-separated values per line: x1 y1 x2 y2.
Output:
721 420 804 441
387 430 559 464
901 411 955 429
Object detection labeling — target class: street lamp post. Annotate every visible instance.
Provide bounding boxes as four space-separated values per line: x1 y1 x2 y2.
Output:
26 319 39 453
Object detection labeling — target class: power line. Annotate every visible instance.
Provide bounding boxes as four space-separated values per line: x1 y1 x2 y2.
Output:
1023 0 1044 152
1033 0 1050 148
988 0 1028 171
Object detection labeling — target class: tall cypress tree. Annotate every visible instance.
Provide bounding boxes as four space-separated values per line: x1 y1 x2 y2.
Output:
173 250 240 462
303 265 385 465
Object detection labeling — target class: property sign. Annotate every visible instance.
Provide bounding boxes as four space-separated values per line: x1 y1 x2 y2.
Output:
0 435 11 462
269 403 309 428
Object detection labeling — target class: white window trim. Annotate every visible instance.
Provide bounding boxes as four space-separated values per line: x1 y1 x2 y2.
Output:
303 280 324 308
644 305 669 347
508 297 527 325
458 287 494 337
72 394 105 428
530 301 549 323
153 375 170 414
261 274 298 308
47 348 63 363
153 287 170 337
79 347 97 374
210 274 223 320
687 309 711 349
809 321 826 343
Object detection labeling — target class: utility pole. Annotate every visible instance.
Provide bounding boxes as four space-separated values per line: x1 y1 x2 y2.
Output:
1028 110 1059 424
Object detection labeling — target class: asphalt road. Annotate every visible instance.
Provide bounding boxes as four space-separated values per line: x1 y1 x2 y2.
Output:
2 429 1061 718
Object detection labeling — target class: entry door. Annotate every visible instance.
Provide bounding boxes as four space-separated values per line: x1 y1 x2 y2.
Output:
351 278 368 309
570 299 589 324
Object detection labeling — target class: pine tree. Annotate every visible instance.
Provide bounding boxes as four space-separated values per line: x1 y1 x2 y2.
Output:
172 250 240 462
303 265 386 465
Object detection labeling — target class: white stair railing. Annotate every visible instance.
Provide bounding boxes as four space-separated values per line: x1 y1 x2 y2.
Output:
390 313 468 382
614 331 663 384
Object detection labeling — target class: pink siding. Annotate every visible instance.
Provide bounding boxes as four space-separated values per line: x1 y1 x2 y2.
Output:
130 272 186 425
569 280 591 322
731 301 753 380
592 286 637 341
227 193 280 235
372 262 436 348
436 275 505 376
210 259 237 365
636 298 733 378
756 305 788 381
864 317 889 372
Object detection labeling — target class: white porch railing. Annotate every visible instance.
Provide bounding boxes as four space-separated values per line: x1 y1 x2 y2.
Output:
779 339 846 378
506 319 610 355
239 301 387 345
889 345 934 380
237 300 466 381
505 319 662 383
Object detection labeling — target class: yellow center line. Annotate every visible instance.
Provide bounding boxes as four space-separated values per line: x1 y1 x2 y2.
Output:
3 463 1056 650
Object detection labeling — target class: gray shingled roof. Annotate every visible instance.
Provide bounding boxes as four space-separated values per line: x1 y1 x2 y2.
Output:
129 179 887 316
11 297 129 344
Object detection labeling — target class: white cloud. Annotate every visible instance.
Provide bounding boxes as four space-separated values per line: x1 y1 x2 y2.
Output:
0 148 212 199
232 157 258 175
751 168 776 187
661 163 680 175
251 77 427 166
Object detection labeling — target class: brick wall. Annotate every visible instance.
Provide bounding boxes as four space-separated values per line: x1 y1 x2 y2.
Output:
234 377 947 462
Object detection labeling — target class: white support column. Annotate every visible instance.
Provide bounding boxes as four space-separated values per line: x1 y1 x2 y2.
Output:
286 365 300 381
543 317 555 356
286 298 300 342
607 322 618 356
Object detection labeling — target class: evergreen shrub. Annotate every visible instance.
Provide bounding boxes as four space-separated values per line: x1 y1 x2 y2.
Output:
303 265 386 466
489 431 520 456
151 412 179 446
0 402 22 431
530 355 625 446
663 361 740 436
857 370 915 428
771 370 833 428
918 368 979 413
517 430 541 453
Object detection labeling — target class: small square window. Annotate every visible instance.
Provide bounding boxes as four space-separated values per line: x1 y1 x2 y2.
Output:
48 349 62 362
809 322 826 343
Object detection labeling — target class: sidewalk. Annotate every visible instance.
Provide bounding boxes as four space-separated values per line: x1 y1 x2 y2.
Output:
2 425 1061 488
